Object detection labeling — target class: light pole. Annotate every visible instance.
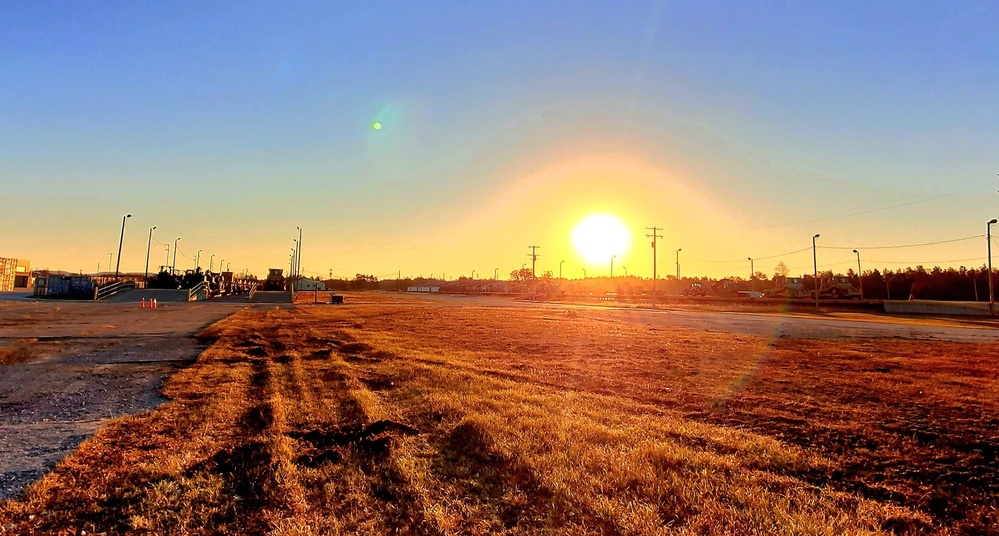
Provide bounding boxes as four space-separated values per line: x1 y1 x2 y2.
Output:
471 270 476 279
144 226 156 280
582 268 587 279
610 255 616 278
219 259 225 274
172 237 180 275
559 260 564 280
853 250 864 300
115 213 132 278
209 254 215 272
675 248 682 279
748 257 754 293
195 249 202 271
623 266 628 277
988 219 997 316
494 268 498 280
296 226 303 277
292 239 298 278
812 234 820 307
163 244 169 269
107 252 113 274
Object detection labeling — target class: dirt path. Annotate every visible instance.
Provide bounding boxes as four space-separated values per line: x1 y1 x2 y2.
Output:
0 301 245 500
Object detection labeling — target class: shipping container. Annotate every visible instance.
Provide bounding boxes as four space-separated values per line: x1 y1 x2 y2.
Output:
0 257 16 292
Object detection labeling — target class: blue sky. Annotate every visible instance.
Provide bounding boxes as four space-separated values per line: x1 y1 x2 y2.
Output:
2 1 998 278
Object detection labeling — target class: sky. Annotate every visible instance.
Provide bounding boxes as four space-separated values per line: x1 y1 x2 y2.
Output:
2 1 998 280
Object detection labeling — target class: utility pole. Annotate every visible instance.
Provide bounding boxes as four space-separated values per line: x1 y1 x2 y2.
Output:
646 227 663 306
559 260 564 280
610 255 616 278
527 245 540 277
853 250 864 300
675 248 682 279
145 226 156 280
748 257 754 293
292 239 298 278
988 219 997 316
812 234 820 308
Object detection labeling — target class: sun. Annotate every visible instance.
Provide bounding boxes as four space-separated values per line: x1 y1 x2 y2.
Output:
572 214 631 264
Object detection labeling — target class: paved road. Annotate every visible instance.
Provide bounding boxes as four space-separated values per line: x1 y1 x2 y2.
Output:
397 293 999 344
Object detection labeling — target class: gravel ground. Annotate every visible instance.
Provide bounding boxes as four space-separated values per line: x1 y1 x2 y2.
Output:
0 301 244 500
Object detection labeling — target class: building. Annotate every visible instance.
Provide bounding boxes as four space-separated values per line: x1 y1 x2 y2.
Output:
1 257 34 290
14 259 32 288
296 278 326 291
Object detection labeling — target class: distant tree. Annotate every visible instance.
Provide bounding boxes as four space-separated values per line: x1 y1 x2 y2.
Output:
509 268 534 282
774 262 790 278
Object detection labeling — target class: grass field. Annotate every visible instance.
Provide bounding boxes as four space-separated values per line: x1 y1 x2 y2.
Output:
1 295 996 534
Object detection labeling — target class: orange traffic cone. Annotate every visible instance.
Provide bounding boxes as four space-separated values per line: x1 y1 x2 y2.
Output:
152 298 158 309
140 298 146 308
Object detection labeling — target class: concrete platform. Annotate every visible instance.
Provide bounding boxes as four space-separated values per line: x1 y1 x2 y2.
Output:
884 300 992 316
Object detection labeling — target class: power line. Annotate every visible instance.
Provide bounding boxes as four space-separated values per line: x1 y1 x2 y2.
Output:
819 235 983 250
736 178 993 230
866 257 984 265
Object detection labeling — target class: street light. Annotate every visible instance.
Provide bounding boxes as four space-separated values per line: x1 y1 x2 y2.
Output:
988 219 997 316
115 213 131 278
748 257 754 293
195 249 202 270
582 268 587 279
296 226 303 277
163 244 169 268
852 250 864 300
623 266 628 277
494 268 498 280
675 248 682 279
144 226 156 280
107 252 112 274
209 254 215 272
471 270 477 279
559 260 564 280
812 234 820 307
610 254 616 278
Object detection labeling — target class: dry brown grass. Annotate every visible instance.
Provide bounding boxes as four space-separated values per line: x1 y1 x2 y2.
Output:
1 297 995 534
0 340 38 365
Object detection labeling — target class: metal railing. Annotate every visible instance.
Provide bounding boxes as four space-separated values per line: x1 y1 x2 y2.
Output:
188 281 207 302
94 280 136 301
